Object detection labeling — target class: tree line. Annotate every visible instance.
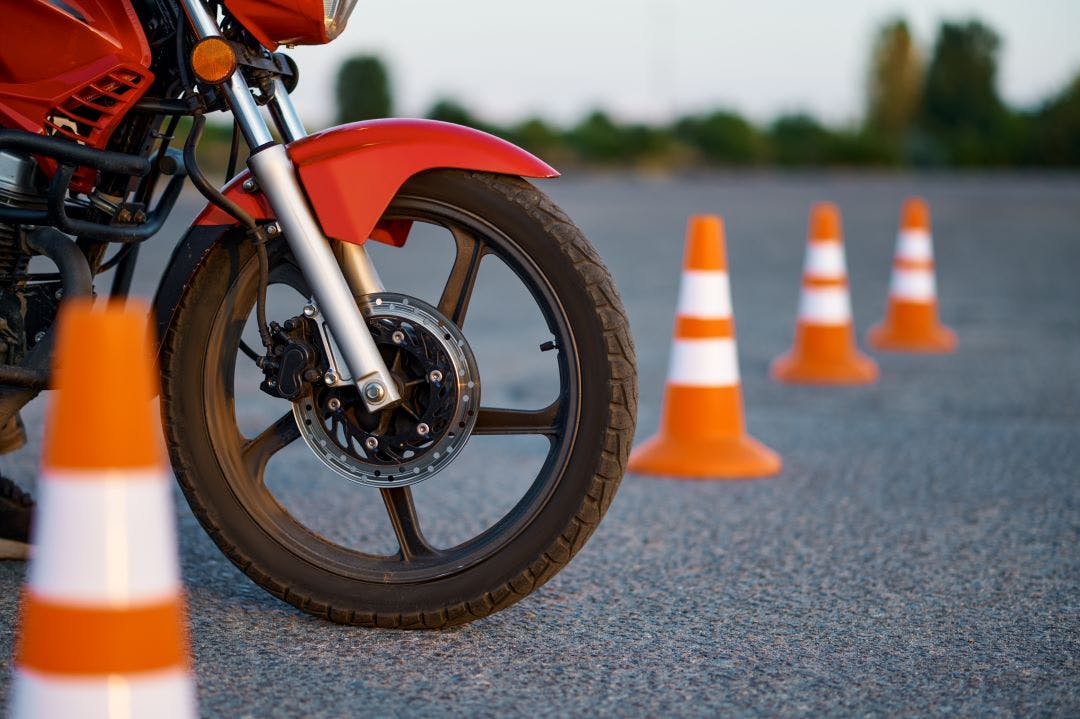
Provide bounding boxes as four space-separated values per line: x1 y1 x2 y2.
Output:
336 18 1080 168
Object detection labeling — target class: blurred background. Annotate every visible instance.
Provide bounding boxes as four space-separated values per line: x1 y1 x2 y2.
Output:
257 0 1080 170
2 3 1077 716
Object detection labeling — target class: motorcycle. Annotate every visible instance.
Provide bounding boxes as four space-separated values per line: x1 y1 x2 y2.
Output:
0 0 637 627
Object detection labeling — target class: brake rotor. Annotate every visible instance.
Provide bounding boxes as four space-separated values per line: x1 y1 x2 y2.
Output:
293 293 480 488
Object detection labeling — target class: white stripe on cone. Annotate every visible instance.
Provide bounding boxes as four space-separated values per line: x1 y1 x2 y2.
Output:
668 338 739 386
12 668 196 719
803 242 847 279
889 268 937 301
676 270 732 318
797 287 852 325
896 230 933 262
28 470 181 604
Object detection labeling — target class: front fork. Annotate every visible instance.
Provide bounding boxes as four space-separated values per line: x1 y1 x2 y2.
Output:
179 0 400 412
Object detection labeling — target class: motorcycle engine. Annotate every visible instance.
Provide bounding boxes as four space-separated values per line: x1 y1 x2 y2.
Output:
0 150 47 365
0 150 40 277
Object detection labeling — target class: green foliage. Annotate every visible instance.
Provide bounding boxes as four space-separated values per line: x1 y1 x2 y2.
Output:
621 123 681 164
426 98 506 137
918 20 1009 164
505 118 567 158
768 114 832 165
674 111 764 164
426 99 479 127
566 111 628 163
561 112 681 166
829 129 901 165
866 19 922 143
332 29 1080 169
336 55 393 124
1028 74 1080 165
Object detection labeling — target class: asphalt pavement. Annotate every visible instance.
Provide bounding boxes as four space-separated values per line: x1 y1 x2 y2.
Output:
0 172 1077 717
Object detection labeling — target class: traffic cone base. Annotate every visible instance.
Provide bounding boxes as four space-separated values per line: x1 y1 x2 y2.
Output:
629 386 782 478
770 325 878 384
12 668 196 719
629 431 781 479
868 303 957 352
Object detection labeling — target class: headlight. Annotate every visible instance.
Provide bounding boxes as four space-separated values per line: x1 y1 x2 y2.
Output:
323 0 360 41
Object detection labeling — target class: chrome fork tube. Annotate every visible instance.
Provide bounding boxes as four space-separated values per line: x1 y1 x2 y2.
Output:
268 78 386 297
247 147 395 405
267 78 307 144
224 75 274 148
178 0 274 148
178 0 399 410
334 241 385 296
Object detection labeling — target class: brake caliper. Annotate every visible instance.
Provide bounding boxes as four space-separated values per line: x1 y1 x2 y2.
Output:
258 316 324 401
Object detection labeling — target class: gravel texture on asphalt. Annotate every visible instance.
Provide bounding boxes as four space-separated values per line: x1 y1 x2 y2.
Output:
0 173 1077 717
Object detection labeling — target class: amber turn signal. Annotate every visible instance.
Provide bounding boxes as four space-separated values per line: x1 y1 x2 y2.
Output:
191 37 237 85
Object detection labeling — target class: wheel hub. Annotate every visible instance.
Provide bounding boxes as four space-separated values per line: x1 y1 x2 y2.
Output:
293 293 479 488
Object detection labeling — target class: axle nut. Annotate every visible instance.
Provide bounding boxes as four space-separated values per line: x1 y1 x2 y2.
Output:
363 381 386 402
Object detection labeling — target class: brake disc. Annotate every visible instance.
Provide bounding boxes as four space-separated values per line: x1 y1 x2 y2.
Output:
293 293 479 488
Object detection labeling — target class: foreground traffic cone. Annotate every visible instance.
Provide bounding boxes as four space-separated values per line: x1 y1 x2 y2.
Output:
629 215 781 479
11 299 196 719
770 203 878 384
867 197 957 352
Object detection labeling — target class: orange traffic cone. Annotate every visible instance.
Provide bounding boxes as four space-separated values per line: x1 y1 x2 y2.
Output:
11 299 197 718
629 215 781 479
770 203 878 385
867 197 957 352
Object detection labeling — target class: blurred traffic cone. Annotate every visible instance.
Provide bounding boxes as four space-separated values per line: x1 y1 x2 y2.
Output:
629 215 781 479
867 197 957 352
11 299 197 719
770 203 878 384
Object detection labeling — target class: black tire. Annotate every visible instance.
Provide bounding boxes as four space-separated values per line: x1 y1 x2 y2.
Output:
160 170 637 628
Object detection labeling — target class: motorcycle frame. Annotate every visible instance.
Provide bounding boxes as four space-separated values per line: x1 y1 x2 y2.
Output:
0 0 559 423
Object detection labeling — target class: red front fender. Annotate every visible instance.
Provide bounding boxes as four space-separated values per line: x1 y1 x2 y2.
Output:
195 119 559 244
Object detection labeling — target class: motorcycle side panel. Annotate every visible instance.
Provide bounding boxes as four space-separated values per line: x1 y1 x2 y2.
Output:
195 119 559 245
0 0 152 138
0 0 153 191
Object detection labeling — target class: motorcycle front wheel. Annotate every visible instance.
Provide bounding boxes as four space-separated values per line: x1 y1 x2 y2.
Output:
160 170 637 627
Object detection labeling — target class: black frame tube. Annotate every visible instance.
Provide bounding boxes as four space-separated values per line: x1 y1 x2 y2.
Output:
0 129 150 176
45 164 186 242
109 243 140 296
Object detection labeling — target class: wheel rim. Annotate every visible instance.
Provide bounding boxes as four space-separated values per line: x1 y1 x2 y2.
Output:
202 193 582 583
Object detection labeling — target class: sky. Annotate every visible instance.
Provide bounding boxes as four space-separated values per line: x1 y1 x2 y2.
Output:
283 0 1080 129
